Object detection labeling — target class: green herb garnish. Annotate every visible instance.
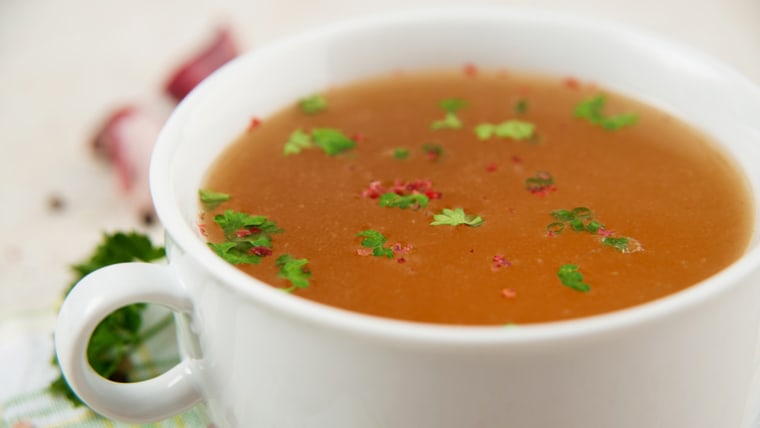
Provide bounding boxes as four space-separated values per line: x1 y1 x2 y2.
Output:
431 112 463 130
525 172 554 193
208 210 282 265
431 98 466 130
283 128 356 156
393 147 410 160
439 98 467 113
474 120 535 140
276 254 311 292
50 232 168 406
199 189 231 210
311 128 356 155
299 94 327 114
514 98 528 114
378 192 429 209
548 207 600 235
430 208 483 227
574 94 638 130
601 236 640 254
357 229 394 258
557 264 591 292
422 142 444 161
284 128 313 155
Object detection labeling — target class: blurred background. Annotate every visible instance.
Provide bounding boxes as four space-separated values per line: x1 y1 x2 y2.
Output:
0 0 758 423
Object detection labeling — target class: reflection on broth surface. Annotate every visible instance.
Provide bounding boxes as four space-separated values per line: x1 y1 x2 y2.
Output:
200 69 752 325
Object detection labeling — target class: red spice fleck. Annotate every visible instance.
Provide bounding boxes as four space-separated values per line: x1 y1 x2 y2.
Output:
391 242 413 255
511 155 523 164
351 133 366 143
463 63 478 77
500 288 517 299
397 257 407 264
236 228 252 238
247 116 261 132
362 179 442 201
563 76 580 89
486 163 498 172
547 230 557 238
528 185 558 197
357 248 373 256
491 254 512 272
250 246 272 257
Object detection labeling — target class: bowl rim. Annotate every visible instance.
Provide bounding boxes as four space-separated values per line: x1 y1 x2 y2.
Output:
150 6 760 349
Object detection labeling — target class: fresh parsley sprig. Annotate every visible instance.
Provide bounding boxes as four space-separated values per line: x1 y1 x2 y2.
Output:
50 232 168 406
298 94 327 114
557 264 591 292
357 229 394 258
378 192 429 210
474 120 535 140
208 210 282 265
430 208 483 227
574 94 638 130
431 98 467 130
276 254 311 292
283 128 356 156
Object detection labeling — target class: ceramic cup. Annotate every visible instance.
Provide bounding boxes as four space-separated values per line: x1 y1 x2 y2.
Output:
55 8 760 428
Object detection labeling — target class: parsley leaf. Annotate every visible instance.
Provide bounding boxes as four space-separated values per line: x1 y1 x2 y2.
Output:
431 112 463 130
393 147 410 160
276 254 311 291
199 189 231 210
514 98 528 114
475 120 535 140
210 210 282 265
284 128 313 155
299 94 327 114
378 192 429 209
50 232 167 406
557 264 591 292
311 128 356 156
357 229 394 258
431 98 467 130
574 94 638 130
439 98 467 113
548 207 601 235
430 208 483 227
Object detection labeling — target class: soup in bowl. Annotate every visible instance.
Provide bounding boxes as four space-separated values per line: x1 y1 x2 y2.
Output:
55 8 760 428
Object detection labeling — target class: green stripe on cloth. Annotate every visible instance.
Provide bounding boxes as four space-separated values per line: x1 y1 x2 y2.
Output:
0 389 210 427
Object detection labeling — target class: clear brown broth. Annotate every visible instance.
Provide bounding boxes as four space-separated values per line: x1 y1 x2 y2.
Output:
201 70 753 325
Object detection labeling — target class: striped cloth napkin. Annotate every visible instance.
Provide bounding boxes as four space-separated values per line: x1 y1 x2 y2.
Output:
0 308 210 428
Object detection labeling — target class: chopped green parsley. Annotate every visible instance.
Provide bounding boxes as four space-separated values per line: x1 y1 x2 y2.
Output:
574 94 638 130
356 230 394 258
557 264 591 292
430 208 483 227
208 210 282 265
298 94 327 114
474 119 535 140
283 128 356 156
276 254 311 291
199 189 230 210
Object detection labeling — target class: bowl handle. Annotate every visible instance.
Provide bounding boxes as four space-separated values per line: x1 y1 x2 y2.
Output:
54 262 202 423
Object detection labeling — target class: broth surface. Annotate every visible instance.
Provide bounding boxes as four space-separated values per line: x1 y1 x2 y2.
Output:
201 70 753 325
